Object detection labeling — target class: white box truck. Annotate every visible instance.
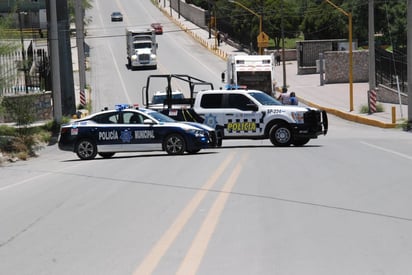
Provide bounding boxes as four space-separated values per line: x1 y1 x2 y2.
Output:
126 28 157 70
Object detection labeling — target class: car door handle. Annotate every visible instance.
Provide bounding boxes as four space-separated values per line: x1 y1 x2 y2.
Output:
225 113 234 116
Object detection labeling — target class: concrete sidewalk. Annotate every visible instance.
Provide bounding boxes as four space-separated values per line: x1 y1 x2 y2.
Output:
157 1 408 129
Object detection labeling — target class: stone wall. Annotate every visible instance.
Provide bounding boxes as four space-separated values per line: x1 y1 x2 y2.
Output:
170 0 207 27
377 84 408 105
265 49 296 61
0 92 53 123
324 50 369 83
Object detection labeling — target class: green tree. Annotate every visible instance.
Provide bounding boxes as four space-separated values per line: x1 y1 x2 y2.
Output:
264 0 301 50
215 0 300 52
67 0 93 24
300 0 407 50
300 0 348 40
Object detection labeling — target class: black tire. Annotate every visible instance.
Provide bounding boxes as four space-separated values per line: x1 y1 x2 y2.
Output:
187 148 201 154
269 124 293 147
216 128 223 147
75 139 97 160
164 134 186 155
98 152 115 158
293 138 310 147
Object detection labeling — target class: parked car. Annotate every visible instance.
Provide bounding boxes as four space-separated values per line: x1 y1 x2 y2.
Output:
150 23 163 34
111 12 123 22
58 105 217 160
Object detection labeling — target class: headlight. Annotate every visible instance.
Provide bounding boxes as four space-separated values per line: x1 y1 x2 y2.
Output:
186 129 206 137
291 112 305 124
131 55 138 61
151 54 157 60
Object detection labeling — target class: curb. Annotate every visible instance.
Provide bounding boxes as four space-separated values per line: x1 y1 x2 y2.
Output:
299 97 397 129
158 4 228 61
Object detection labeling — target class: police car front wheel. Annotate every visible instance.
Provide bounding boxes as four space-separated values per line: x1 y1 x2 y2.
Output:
269 124 293 147
76 139 97 160
164 134 186 155
99 152 115 158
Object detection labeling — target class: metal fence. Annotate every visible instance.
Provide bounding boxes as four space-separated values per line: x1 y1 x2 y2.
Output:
375 48 407 94
0 41 50 96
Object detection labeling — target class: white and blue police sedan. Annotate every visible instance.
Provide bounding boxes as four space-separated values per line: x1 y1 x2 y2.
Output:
58 105 217 160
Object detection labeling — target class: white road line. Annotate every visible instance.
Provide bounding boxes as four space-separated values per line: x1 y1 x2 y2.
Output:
361 141 412 161
94 0 131 104
0 164 83 192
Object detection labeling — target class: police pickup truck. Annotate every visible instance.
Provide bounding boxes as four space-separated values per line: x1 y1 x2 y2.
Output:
160 89 328 147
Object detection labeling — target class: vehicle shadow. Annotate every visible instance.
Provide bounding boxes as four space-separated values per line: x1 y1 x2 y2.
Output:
218 144 323 149
61 151 218 162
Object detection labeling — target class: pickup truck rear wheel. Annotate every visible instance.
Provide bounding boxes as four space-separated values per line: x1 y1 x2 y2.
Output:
76 138 97 160
269 124 293 147
164 134 186 155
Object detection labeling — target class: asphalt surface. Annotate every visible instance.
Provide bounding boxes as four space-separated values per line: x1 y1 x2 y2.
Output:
72 0 409 128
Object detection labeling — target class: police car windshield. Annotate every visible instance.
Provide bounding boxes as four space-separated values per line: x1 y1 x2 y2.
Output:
147 111 176 123
248 92 282 106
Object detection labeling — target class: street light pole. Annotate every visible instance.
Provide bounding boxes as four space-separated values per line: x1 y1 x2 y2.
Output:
18 11 29 93
281 0 287 92
324 0 354 111
228 0 263 54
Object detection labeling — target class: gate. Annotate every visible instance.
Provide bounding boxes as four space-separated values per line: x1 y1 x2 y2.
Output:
0 42 51 96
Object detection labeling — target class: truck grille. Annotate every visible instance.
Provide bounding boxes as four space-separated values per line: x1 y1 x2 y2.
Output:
303 110 328 135
139 54 150 63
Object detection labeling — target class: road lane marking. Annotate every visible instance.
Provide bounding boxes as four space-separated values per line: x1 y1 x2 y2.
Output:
176 153 249 275
0 164 85 192
94 0 131 104
133 152 236 275
361 141 412 161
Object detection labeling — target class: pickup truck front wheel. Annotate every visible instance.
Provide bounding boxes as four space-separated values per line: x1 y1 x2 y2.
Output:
269 124 293 147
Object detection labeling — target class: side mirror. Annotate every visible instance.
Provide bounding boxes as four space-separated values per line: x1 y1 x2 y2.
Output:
143 118 155 125
246 103 258 112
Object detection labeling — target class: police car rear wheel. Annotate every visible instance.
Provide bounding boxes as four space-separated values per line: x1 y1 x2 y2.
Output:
269 124 293 147
76 139 97 160
164 134 186 155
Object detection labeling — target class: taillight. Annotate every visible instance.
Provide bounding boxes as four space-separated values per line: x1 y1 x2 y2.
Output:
60 127 70 134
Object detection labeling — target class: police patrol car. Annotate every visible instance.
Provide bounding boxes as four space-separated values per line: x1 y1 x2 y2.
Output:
58 105 217 160
162 89 328 147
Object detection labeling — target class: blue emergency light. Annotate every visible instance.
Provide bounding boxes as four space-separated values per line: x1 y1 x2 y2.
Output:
115 104 130 111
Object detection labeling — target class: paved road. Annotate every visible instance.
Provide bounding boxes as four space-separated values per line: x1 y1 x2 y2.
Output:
2 1 412 275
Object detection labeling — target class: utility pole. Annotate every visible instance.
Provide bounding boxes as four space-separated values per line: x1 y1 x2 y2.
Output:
281 0 287 92
75 0 86 107
18 11 29 93
408 0 412 126
368 0 375 90
46 0 76 119
48 0 62 121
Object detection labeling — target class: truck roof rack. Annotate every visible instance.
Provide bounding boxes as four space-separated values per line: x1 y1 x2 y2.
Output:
142 74 214 109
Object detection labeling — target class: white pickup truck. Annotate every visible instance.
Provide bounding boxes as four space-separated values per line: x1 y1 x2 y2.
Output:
162 89 328 147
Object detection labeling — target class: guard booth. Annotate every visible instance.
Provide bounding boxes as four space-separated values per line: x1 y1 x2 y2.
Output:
296 39 347 75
